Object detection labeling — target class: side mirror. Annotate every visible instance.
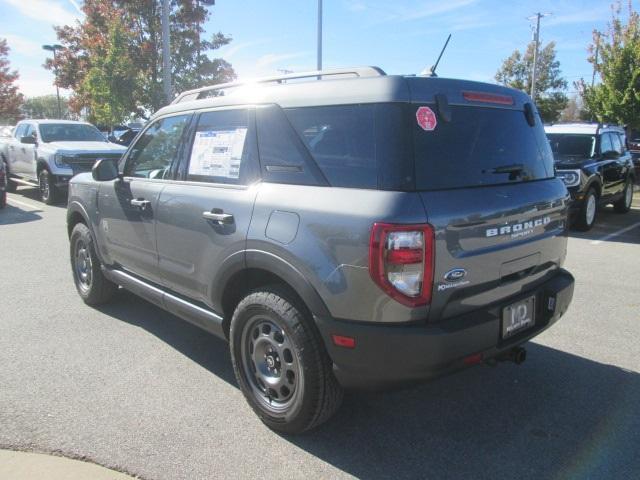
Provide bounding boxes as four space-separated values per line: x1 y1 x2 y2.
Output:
603 150 620 159
92 158 120 181
20 135 36 145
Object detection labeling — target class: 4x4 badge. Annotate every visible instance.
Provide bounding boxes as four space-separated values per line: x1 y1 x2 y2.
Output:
444 268 467 283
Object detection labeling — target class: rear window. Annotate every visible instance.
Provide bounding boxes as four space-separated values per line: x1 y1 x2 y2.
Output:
546 133 596 158
414 105 553 190
284 104 413 190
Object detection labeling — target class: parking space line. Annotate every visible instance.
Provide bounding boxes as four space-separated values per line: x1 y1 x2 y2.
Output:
590 221 640 245
6 197 42 211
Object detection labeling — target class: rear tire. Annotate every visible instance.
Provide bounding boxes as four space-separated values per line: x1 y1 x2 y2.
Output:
574 187 598 231
70 223 117 305
230 287 343 434
0 191 5 209
3 161 16 193
613 178 633 213
39 169 57 205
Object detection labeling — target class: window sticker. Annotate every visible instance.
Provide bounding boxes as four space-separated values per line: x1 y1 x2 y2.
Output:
189 128 247 179
416 106 437 131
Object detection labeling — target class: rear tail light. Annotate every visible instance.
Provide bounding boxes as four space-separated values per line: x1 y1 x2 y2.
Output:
463 91 514 105
369 223 434 307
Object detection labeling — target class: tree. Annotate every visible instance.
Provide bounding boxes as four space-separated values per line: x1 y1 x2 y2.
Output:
495 41 569 123
0 38 23 124
82 19 139 126
578 1 640 130
45 0 235 118
23 95 71 119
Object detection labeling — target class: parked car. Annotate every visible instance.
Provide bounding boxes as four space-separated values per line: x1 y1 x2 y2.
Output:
0 159 6 208
545 123 636 230
68 67 575 433
627 132 640 179
0 120 127 204
0 125 13 139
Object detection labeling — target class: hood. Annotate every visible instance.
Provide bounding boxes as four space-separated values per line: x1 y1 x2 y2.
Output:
553 155 590 168
43 141 127 154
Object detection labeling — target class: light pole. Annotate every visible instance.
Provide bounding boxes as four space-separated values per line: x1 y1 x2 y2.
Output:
161 0 172 103
42 44 63 118
317 0 323 71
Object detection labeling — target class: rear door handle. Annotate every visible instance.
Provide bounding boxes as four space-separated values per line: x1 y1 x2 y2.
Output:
202 210 234 224
130 198 151 209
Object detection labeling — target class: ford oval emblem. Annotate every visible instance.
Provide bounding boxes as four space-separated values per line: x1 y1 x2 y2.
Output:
444 268 467 283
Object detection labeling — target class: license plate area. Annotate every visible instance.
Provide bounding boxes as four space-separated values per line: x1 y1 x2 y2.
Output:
502 295 536 339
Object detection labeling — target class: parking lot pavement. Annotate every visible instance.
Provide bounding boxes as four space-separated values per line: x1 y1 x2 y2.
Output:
1 187 639 480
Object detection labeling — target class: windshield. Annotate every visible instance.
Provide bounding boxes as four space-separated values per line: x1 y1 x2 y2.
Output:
546 133 595 158
413 105 553 190
39 124 106 143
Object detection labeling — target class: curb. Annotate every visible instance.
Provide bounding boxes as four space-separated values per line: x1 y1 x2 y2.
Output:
0 450 137 480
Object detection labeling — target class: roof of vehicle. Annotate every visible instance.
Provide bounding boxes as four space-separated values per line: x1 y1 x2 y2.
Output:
544 123 624 135
16 119 95 126
154 66 532 120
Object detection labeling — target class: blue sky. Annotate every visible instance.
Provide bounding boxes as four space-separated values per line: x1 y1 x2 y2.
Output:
0 0 622 98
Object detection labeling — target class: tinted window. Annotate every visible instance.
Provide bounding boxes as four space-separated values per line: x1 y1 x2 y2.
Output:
285 104 413 190
186 109 258 185
610 133 623 154
256 105 326 186
125 115 189 178
39 123 105 142
599 133 613 155
547 134 596 158
414 105 553 190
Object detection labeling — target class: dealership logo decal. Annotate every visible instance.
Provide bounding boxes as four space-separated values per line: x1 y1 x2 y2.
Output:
486 216 551 239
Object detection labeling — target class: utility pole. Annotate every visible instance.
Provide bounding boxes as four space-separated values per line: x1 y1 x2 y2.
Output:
197 0 216 85
162 0 172 103
528 12 551 101
42 44 63 118
317 0 323 71
591 32 601 88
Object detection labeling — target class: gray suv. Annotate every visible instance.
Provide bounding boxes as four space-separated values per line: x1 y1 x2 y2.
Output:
67 67 575 433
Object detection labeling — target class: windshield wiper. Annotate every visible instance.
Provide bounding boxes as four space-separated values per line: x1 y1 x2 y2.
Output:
489 163 524 174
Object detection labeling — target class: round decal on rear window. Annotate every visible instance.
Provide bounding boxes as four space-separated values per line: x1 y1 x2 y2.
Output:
416 106 437 131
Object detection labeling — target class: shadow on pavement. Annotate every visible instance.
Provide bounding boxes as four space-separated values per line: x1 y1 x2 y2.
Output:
11 186 67 208
569 205 640 244
97 291 638 479
0 203 42 225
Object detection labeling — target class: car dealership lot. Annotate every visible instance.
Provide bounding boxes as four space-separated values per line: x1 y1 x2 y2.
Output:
1 188 639 480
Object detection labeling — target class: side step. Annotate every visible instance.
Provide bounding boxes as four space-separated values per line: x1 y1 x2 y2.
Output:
9 176 38 187
102 267 226 340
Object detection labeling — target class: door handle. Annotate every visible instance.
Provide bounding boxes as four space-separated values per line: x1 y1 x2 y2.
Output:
130 198 151 209
202 210 234 224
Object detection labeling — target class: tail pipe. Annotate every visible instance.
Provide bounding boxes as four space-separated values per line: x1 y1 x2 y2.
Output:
495 346 527 365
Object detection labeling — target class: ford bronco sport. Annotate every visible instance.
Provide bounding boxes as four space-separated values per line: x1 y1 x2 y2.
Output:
67 67 575 434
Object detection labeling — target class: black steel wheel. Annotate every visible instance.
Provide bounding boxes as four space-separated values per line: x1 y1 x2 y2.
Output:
230 287 343 434
39 169 57 205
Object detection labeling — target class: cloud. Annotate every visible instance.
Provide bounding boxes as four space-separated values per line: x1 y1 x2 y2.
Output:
346 1 367 12
376 0 478 23
545 7 609 27
67 0 84 15
3 34 42 57
218 40 269 61
14 66 67 98
256 52 308 69
3 0 80 26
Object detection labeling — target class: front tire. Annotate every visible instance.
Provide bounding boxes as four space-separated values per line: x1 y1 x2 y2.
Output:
70 223 117 305
3 161 16 193
574 187 598 231
613 178 633 213
39 169 57 205
230 288 343 434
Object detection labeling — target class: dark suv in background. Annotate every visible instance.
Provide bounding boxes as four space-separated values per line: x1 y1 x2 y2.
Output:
545 123 635 230
67 67 574 433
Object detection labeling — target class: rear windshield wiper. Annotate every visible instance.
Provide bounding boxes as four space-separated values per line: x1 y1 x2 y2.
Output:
488 163 525 174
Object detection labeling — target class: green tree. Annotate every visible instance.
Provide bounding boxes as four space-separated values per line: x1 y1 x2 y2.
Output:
578 1 640 130
495 41 569 123
82 19 139 126
45 0 235 117
0 38 23 124
23 95 71 119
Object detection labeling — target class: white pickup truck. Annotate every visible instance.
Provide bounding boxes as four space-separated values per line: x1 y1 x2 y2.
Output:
0 119 126 204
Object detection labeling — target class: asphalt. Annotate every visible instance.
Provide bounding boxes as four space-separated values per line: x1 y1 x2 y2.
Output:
0 187 639 480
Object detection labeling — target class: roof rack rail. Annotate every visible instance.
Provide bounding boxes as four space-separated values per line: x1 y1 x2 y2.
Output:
171 66 386 104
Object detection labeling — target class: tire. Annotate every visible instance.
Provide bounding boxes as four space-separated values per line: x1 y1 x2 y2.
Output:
70 223 117 305
613 178 633 213
574 187 598 231
0 191 5 209
38 169 57 205
230 287 343 434
3 161 16 193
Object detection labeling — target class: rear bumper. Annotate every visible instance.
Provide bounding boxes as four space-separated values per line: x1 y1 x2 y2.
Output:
316 269 574 390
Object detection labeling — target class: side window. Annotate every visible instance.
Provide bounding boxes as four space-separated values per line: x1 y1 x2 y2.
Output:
23 124 35 139
185 109 258 185
599 133 613 155
124 114 189 179
14 124 26 139
611 133 623 154
255 105 326 186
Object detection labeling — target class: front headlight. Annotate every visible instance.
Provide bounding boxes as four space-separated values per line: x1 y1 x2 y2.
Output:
556 169 581 187
54 154 69 168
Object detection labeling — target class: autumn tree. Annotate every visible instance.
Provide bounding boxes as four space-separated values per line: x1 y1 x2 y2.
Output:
46 0 235 118
578 1 640 130
23 95 71 119
495 41 569 123
0 39 23 124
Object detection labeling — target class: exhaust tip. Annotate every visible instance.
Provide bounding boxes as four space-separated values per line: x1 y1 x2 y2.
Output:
512 347 527 365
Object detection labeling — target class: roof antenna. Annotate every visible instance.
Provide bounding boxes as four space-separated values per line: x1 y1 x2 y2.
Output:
421 34 451 77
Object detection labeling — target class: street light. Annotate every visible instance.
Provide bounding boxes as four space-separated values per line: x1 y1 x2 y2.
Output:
42 44 64 119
